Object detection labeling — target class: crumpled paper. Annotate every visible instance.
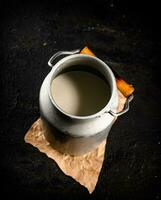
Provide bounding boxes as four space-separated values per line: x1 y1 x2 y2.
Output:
24 90 126 193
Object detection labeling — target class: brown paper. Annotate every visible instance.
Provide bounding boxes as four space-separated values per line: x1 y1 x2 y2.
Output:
24 90 126 193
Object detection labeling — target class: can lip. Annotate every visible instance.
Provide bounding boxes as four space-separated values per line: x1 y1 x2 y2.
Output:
47 54 118 120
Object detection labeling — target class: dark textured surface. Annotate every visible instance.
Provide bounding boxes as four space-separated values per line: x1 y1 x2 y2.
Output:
1 1 161 199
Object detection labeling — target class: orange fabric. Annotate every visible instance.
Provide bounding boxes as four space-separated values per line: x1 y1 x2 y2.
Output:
80 46 134 97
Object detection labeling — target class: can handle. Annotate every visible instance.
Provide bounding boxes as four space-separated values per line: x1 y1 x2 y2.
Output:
48 49 80 67
109 94 134 117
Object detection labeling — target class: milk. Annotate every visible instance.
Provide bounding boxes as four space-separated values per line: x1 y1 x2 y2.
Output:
51 71 110 116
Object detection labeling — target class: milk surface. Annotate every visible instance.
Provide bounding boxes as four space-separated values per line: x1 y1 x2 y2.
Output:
51 71 110 116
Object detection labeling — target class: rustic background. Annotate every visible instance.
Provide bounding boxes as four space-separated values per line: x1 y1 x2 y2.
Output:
1 0 161 199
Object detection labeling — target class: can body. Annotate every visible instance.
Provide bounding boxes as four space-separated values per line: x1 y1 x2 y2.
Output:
39 54 119 155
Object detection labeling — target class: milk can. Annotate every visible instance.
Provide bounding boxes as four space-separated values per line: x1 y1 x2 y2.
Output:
39 50 133 155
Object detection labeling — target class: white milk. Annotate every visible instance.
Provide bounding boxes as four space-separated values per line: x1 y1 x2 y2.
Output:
51 71 110 116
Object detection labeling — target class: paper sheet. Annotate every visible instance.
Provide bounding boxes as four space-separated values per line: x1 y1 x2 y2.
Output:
24 90 126 193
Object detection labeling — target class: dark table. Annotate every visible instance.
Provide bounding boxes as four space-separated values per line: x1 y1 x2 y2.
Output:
1 1 161 199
